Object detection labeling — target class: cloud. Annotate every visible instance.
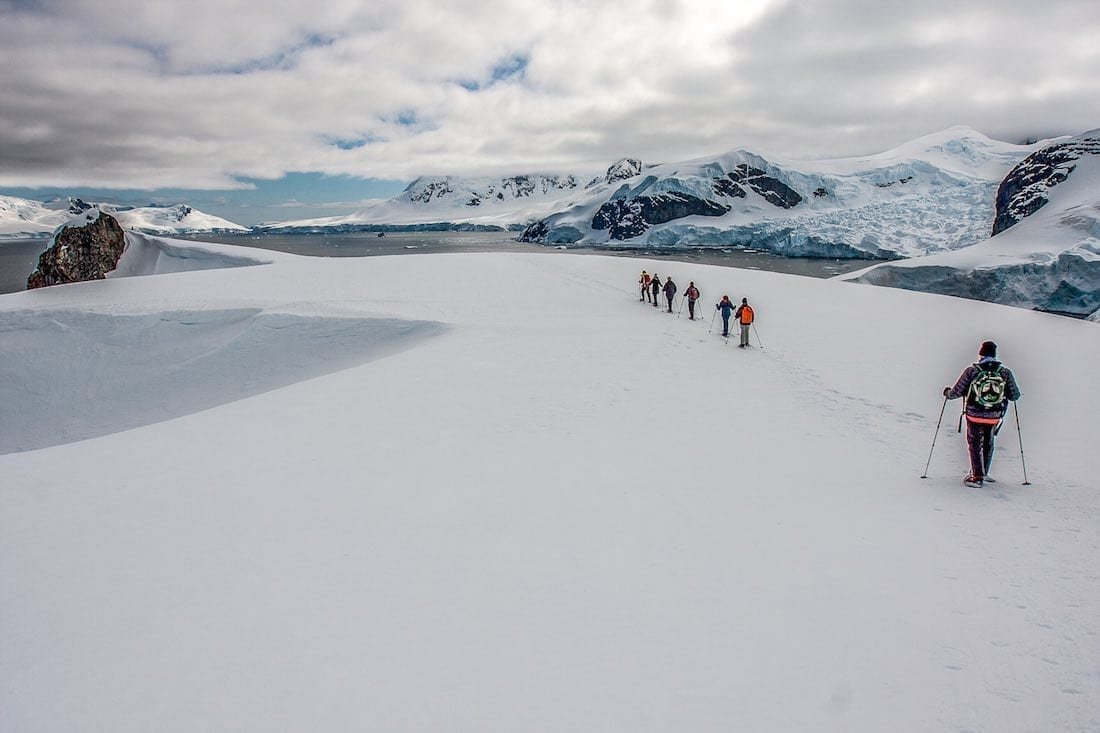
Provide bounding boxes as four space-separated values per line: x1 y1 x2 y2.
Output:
0 0 1097 191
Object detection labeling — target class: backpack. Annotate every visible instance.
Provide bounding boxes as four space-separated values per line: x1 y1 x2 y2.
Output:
968 366 1007 410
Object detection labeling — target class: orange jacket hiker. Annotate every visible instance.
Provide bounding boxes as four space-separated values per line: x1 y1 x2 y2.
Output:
736 301 754 324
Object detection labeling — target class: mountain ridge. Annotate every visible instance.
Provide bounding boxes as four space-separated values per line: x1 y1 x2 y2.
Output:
262 127 1052 260
0 196 248 238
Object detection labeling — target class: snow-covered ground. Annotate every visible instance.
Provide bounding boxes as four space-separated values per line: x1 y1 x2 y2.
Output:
2 236 1098 732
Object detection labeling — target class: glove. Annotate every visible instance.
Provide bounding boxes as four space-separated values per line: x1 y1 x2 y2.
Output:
942 387 951 397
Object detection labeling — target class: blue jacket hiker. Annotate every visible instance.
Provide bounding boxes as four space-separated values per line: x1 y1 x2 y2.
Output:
716 295 734 337
943 340 1022 487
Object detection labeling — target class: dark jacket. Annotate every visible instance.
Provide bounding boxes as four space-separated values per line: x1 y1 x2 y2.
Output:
946 359 1022 420
663 280 677 298
716 300 734 317
685 286 700 301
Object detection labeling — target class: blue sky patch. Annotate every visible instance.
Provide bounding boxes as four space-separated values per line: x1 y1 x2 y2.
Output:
490 54 529 83
454 53 530 92
324 134 384 150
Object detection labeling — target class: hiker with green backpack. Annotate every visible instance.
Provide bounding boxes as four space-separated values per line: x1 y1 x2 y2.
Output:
943 341 1022 487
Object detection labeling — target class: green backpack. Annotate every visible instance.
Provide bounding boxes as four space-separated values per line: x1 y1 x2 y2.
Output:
968 366 1007 410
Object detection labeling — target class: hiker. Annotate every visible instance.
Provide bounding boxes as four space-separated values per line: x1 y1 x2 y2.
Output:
734 297 754 347
943 340 1022 487
663 277 677 313
639 270 651 302
650 274 662 308
715 295 734 337
684 281 700 319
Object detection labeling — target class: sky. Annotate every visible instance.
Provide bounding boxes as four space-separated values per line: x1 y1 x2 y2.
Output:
1 0 1098 225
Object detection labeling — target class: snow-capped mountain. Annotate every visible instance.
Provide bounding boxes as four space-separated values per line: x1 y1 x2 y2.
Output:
0 195 89 237
261 171 599 232
520 127 1050 258
844 130 1100 318
263 128 1047 260
0 196 247 237
105 203 248 235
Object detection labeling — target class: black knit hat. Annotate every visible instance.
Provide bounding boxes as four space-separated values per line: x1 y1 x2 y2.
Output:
979 340 997 357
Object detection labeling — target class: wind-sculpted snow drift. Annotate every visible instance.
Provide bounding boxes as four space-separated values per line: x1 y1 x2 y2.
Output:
111 232 274 277
27 221 271 288
2 233 446 453
0 308 445 454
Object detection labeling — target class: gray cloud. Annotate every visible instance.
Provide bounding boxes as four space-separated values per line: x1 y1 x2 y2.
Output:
1 0 1097 190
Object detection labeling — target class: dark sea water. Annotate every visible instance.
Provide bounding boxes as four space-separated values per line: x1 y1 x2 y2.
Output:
0 231 884 296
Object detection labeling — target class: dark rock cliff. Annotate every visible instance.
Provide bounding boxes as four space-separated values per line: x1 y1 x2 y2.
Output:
591 193 729 240
992 136 1100 235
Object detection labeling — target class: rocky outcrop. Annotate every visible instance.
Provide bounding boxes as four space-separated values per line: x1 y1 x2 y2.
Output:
408 179 455 204
712 177 748 199
716 164 803 208
67 197 95 215
993 136 1100 235
591 193 729 240
605 158 642 184
27 210 127 289
403 174 580 207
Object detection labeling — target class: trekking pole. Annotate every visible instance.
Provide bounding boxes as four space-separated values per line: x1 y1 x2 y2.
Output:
751 323 765 350
1014 402 1031 485
920 396 949 478
708 309 717 333
677 296 686 317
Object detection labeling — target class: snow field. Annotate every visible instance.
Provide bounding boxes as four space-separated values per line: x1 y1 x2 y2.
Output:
1 243 1098 732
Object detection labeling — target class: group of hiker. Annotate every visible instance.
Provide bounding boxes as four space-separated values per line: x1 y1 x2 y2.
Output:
638 270 756 348
637 268 1025 487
